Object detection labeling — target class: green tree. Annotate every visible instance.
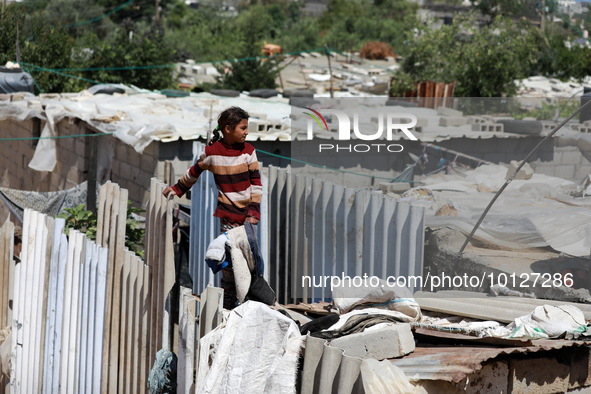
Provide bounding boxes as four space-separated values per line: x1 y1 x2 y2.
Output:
395 16 540 97
214 6 278 91
80 20 175 90
0 5 80 93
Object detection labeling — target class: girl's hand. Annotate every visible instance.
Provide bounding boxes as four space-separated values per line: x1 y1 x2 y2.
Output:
162 186 177 198
246 216 259 225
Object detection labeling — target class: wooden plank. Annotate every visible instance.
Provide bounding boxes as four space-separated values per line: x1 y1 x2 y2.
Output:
84 241 98 394
96 182 109 246
6 220 14 331
101 182 118 394
50 231 68 394
78 238 92 393
24 210 43 394
139 265 151 394
125 254 139 394
164 196 175 349
66 232 84 394
156 182 167 352
43 218 65 393
118 251 131 394
109 186 128 393
129 257 141 394
9 258 21 393
59 228 77 393
94 246 109 392
147 178 159 370
38 215 54 392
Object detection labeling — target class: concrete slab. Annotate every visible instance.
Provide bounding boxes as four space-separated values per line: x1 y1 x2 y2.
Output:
329 324 415 360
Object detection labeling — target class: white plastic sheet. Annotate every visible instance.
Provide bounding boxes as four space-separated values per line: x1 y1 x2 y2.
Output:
422 164 591 257
196 301 303 394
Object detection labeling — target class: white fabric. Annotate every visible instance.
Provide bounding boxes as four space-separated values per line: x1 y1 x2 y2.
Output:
226 226 255 302
488 304 588 339
205 233 231 263
196 301 303 394
333 279 421 321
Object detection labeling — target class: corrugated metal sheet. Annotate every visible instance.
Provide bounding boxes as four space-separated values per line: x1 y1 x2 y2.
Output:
390 340 591 383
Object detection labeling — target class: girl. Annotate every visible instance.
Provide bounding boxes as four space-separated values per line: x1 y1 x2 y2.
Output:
162 106 262 309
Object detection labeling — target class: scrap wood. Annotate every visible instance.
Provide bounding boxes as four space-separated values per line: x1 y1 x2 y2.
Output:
282 301 335 316
412 327 533 348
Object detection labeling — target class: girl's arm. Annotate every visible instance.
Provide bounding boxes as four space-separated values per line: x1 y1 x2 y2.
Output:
163 151 209 198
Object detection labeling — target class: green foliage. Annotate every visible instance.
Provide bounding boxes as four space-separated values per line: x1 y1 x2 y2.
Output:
78 20 175 90
536 34 591 81
213 6 278 91
469 0 527 18
56 202 146 258
395 16 541 97
511 100 580 120
0 5 81 93
56 204 98 240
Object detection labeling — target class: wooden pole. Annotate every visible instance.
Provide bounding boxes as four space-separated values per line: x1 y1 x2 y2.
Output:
324 44 334 98
155 0 160 22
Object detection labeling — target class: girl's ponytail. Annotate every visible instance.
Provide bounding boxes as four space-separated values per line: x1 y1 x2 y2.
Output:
209 125 221 146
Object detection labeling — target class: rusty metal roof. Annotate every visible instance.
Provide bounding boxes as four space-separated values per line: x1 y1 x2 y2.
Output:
391 340 591 383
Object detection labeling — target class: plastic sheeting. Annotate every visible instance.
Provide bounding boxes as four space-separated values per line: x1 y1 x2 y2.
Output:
0 91 292 172
195 301 303 394
418 164 591 257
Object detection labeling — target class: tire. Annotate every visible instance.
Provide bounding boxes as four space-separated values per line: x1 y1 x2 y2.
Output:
211 89 240 97
249 89 278 98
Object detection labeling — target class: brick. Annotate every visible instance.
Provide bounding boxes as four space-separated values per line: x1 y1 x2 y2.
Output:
436 106 462 117
439 117 467 127
329 324 414 360
561 150 583 165
131 166 141 182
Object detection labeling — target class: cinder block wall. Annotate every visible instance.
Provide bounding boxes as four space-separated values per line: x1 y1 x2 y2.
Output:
0 118 88 223
110 141 160 209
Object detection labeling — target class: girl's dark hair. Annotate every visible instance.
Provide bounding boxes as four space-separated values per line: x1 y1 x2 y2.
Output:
209 106 250 145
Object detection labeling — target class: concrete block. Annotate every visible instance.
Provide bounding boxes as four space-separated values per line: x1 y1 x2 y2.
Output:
467 116 487 124
75 139 85 156
439 117 467 127
117 143 127 160
140 153 157 170
471 123 504 133
541 121 557 133
329 324 414 360
436 106 462 117
505 160 534 180
120 162 133 179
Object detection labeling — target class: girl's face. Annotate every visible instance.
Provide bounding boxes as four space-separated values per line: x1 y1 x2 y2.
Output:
223 119 249 145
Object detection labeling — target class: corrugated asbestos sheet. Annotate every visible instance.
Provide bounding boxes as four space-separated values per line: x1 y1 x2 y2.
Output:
188 143 425 303
415 290 591 323
268 165 425 303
